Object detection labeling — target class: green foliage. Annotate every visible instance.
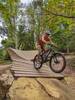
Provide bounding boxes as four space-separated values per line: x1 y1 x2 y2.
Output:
0 48 10 61
1 39 15 48
0 48 4 60
0 0 20 48
42 0 75 52
17 25 35 50
0 0 75 53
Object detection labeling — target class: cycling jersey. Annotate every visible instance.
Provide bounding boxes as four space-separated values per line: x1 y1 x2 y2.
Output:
38 34 50 51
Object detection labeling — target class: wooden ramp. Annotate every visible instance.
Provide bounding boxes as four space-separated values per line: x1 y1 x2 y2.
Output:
8 48 64 78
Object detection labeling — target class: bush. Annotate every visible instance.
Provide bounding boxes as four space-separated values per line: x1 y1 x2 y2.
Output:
0 48 4 60
0 48 11 61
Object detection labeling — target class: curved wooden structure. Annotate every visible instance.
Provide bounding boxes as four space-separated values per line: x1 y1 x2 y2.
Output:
8 48 64 78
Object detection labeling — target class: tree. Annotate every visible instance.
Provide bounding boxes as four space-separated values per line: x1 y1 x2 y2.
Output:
42 0 75 52
0 0 75 52
0 0 20 49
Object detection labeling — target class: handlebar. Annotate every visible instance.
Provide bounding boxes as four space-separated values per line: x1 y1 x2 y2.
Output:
47 43 58 48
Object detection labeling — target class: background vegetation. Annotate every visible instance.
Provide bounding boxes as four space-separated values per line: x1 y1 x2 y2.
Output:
0 0 75 61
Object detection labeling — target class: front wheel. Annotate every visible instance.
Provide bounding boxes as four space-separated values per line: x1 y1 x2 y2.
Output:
49 53 66 73
33 54 42 70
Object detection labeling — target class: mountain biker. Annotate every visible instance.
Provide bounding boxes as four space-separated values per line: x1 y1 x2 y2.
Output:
36 31 57 53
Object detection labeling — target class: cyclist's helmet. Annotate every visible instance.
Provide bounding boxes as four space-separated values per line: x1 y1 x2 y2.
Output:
45 30 51 35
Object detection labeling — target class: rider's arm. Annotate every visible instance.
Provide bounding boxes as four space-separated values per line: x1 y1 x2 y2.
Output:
48 37 58 47
41 35 48 43
50 40 58 47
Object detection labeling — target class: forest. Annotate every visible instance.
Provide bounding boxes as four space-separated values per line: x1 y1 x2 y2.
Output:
0 0 75 60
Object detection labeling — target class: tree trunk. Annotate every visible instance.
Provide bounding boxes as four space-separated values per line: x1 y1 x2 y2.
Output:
15 33 18 49
66 44 69 53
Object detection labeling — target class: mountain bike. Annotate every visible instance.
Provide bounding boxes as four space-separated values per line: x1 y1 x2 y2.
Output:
33 44 66 73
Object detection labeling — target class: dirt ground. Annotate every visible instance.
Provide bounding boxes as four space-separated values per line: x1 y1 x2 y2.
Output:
0 54 75 100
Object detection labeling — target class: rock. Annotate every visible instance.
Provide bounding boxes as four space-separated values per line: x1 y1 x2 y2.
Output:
64 77 75 96
37 78 75 100
0 69 14 100
0 81 6 100
7 77 75 100
7 78 52 100
0 70 14 86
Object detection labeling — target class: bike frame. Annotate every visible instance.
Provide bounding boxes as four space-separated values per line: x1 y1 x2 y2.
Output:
41 47 55 63
33 44 66 73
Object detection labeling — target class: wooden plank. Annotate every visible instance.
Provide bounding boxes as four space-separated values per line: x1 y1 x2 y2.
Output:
11 65 34 69
14 71 51 75
11 63 50 71
14 73 64 78
11 65 50 71
11 71 51 75
11 68 50 73
13 70 64 78
11 67 53 73
13 61 33 65
13 59 33 64
8 48 65 78
11 69 50 73
11 62 64 78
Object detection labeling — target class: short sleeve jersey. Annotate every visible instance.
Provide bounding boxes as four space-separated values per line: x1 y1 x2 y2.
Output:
38 34 50 46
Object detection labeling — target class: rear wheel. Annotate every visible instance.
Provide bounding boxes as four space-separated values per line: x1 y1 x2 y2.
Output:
33 55 42 69
49 53 66 73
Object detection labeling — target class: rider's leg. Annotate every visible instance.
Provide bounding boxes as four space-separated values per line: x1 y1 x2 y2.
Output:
40 45 45 55
44 44 49 53
36 44 45 56
31 44 41 61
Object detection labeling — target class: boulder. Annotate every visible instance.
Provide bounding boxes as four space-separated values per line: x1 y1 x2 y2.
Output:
7 78 51 100
7 77 75 100
0 70 14 100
